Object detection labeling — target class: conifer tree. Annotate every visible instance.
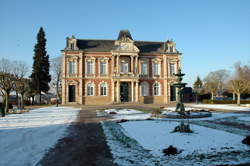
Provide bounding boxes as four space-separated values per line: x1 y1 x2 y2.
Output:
193 76 202 104
30 27 51 104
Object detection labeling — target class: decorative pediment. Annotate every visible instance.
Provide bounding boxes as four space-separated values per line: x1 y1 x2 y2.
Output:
113 40 139 53
66 79 79 85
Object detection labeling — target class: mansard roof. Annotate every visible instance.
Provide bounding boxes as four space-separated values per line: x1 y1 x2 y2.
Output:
76 39 174 54
66 30 180 54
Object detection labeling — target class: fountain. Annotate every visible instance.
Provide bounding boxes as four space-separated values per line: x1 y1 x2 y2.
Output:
162 68 212 119
173 68 187 115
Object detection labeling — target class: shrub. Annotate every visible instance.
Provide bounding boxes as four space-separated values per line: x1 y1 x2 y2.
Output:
242 135 250 145
162 145 179 155
202 100 250 104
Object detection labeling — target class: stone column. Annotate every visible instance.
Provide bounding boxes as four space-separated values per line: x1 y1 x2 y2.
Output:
62 80 66 104
131 81 134 102
116 55 120 74
163 55 167 78
131 56 134 73
116 81 120 102
135 56 138 74
111 81 115 102
135 81 139 102
111 56 114 75
79 79 83 104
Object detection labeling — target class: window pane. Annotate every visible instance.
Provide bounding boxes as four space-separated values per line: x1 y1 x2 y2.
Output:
87 62 93 74
100 62 106 75
141 63 148 75
69 61 75 74
154 63 159 75
170 63 175 75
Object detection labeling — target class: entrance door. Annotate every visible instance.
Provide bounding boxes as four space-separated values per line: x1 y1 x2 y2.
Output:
68 85 76 102
170 85 176 101
120 82 129 102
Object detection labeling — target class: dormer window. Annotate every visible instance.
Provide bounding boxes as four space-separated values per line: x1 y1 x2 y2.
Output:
170 46 174 53
70 43 74 50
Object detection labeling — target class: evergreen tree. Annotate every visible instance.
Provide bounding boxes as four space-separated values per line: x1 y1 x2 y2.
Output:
193 76 203 104
30 27 51 104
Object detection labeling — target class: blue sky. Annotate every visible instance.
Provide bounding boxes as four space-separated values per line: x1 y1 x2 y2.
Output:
1 0 249 86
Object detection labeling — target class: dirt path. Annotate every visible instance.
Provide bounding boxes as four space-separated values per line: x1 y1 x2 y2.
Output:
37 108 117 166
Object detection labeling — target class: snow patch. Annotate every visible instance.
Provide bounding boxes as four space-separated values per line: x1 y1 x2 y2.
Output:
0 106 80 166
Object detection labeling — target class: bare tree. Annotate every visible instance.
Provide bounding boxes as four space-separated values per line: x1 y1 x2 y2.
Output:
15 78 30 109
12 61 29 109
229 62 250 105
203 70 230 100
0 58 17 116
50 56 62 107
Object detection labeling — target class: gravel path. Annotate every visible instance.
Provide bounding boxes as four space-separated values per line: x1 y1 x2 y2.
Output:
37 108 117 166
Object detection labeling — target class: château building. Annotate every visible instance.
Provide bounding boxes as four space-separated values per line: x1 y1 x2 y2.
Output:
61 30 181 105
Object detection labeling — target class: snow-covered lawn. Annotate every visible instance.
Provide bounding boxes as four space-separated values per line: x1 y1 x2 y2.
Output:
121 121 248 157
102 108 250 165
188 104 250 111
0 106 80 166
238 116 250 122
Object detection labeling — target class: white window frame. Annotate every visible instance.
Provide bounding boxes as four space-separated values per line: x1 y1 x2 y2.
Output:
141 62 148 75
85 58 95 76
140 82 149 96
153 63 160 76
153 82 161 96
121 62 129 73
86 83 95 96
100 61 107 75
68 61 75 75
100 82 108 96
169 63 176 76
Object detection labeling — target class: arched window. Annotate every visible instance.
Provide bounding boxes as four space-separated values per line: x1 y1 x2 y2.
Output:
141 82 149 96
153 83 161 96
100 82 107 96
87 83 94 96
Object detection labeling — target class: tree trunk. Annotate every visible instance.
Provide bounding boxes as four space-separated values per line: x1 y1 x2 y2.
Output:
1 95 6 117
39 91 42 105
211 92 214 100
195 93 198 104
237 93 241 106
233 93 236 101
20 93 24 109
32 96 34 105
56 80 59 107
16 91 19 109
4 92 9 115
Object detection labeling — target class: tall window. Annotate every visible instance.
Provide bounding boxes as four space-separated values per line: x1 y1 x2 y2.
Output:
141 63 148 75
141 82 149 96
153 83 160 96
100 62 107 75
170 63 175 75
87 83 94 96
100 83 107 96
87 61 94 75
121 62 128 73
69 61 75 74
153 63 160 76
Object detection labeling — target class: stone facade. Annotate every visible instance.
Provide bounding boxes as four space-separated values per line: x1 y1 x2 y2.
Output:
61 30 182 105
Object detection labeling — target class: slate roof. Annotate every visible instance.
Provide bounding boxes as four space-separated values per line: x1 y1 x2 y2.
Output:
76 39 169 54
67 30 180 54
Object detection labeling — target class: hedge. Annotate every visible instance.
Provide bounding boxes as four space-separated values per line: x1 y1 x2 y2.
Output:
202 100 250 104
